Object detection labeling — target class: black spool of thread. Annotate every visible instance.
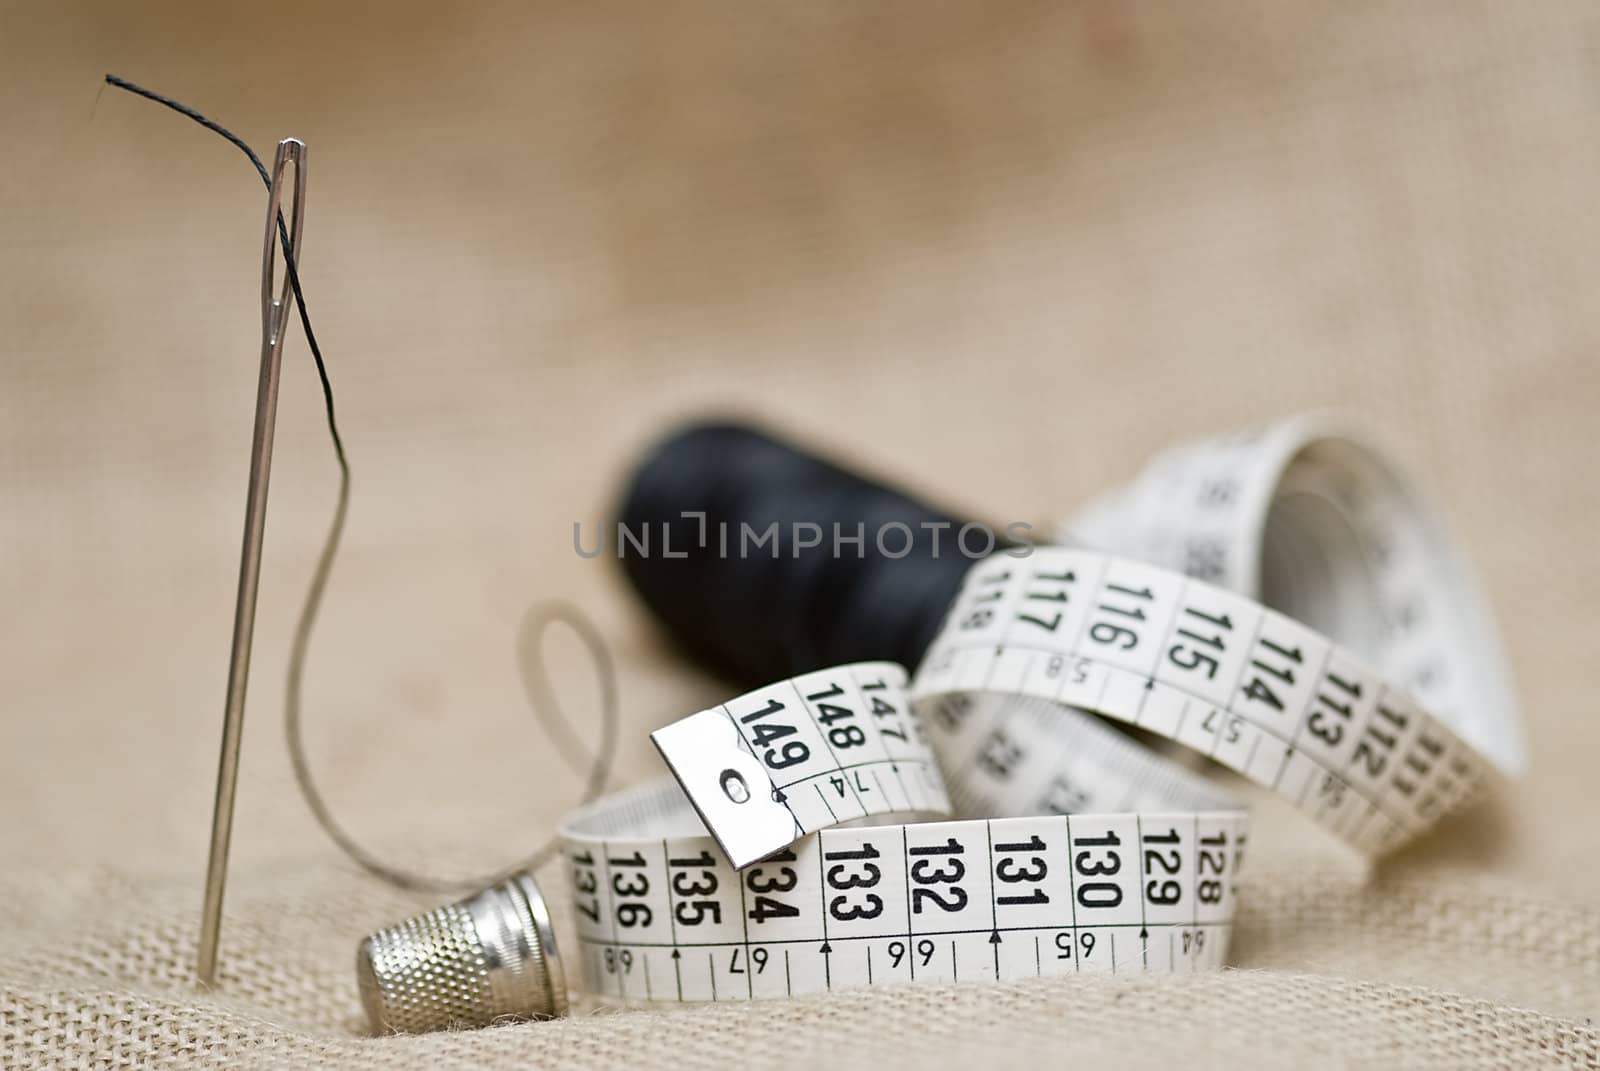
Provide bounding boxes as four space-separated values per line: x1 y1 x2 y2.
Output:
615 422 1016 687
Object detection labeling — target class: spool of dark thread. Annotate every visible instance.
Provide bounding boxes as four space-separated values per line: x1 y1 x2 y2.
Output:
614 422 1016 687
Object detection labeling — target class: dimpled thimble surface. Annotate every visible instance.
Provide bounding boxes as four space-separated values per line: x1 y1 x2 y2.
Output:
356 872 567 1033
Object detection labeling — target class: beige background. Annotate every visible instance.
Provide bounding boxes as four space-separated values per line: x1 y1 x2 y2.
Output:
3 1 1598 1067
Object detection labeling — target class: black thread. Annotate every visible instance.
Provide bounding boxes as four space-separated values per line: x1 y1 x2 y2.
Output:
103 74 346 467
105 75 616 893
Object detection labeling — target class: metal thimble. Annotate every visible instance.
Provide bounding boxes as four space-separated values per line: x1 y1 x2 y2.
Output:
357 871 568 1033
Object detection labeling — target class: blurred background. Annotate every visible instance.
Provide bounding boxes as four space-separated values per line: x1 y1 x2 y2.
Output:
2 1 1598 1063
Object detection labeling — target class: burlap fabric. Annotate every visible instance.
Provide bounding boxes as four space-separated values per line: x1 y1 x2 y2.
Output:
3 2 1598 1067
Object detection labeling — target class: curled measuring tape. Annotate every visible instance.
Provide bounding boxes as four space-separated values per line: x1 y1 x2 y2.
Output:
913 547 1491 857
1060 415 1524 776
561 662 1246 1003
355 415 1524 1029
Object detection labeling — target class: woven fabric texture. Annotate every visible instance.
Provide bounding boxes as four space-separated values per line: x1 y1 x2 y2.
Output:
3 2 1598 1067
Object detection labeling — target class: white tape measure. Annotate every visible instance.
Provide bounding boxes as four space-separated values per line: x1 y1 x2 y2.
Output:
913 547 1488 857
561 663 1246 1003
553 417 1523 1006
1061 415 1524 775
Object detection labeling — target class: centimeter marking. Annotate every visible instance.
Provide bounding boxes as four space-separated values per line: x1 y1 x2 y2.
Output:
565 807 1245 1003
575 925 1234 1002
913 548 1486 856
1057 418 1525 775
656 662 955 868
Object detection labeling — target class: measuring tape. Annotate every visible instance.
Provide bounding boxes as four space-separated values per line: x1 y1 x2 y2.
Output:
553 417 1524 1005
561 662 1246 1003
359 416 1525 1028
1060 415 1524 775
913 547 1489 857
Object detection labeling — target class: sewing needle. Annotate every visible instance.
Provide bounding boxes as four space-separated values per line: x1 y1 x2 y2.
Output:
197 137 307 987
